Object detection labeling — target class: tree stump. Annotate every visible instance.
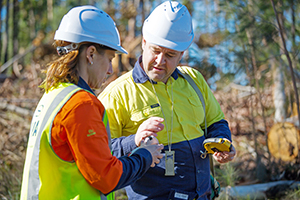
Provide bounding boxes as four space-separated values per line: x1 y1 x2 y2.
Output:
268 122 300 161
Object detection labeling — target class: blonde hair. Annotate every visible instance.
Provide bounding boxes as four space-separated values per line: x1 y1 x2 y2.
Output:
40 41 80 92
40 40 114 92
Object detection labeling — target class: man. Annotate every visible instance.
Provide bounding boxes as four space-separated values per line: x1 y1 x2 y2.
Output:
99 1 236 199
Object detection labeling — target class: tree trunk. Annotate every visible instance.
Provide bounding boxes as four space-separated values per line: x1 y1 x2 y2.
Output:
13 0 19 57
0 0 3 64
47 0 53 22
273 0 286 123
246 0 269 181
29 4 35 40
4 0 10 64
271 0 300 129
272 59 286 122
140 0 145 23
12 0 20 77
290 0 298 120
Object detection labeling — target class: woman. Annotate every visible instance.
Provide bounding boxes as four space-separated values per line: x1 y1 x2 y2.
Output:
20 5 164 200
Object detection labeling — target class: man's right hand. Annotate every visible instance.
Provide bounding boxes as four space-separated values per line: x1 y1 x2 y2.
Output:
135 117 164 146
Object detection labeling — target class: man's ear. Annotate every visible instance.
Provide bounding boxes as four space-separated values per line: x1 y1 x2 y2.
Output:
142 38 146 51
179 51 184 60
86 45 97 64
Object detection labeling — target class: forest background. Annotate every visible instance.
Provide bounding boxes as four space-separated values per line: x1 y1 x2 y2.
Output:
0 0 300 199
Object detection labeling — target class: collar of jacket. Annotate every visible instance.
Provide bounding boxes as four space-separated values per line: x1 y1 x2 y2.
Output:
132 55 179 84
77 76 96 96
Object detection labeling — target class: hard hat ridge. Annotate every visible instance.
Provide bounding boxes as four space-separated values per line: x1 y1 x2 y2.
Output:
142 1 194 52
54 5 127 54
163 1 185 22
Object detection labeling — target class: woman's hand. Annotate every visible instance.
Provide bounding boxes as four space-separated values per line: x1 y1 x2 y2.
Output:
140 138 163 167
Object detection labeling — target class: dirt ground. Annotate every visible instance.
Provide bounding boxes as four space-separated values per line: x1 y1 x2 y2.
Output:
0 59 299 199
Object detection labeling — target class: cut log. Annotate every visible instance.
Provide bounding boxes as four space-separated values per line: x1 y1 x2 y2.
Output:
267 122 300 162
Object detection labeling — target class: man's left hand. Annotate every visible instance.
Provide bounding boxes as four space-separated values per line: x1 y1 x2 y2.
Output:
213 145 236 164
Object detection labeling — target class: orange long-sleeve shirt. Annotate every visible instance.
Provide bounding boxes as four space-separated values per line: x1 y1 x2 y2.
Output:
51 90 123 194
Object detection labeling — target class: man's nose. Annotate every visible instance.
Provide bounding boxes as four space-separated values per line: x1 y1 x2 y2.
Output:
155 53 166 65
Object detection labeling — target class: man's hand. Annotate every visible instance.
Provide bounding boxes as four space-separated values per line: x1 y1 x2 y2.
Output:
213 145 236 164
135 117 164 146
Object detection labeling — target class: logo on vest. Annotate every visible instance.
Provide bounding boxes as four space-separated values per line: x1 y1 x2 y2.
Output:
87 129 96 137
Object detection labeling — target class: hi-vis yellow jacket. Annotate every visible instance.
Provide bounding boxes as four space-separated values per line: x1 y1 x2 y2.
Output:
20 83 114 200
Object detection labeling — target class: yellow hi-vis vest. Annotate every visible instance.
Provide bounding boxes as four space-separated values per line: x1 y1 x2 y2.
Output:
20 83 114 200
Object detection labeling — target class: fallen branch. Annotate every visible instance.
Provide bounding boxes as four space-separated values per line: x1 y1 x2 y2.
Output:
220 180 300 199
0 45 36 73
0 102 33 116
0 98 39 103
223 83 257 98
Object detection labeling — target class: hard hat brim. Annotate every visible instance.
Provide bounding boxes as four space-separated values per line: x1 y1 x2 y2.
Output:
143 29 193 52
54 31 128 54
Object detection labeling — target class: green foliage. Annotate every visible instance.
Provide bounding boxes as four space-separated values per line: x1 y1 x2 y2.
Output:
284 186 300 200
115 189 128 200
215 163 252 200
216 162 239 187
215 0 300 91
0 157 22 200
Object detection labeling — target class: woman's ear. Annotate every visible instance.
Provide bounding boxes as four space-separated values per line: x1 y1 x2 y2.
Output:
86 45 97 65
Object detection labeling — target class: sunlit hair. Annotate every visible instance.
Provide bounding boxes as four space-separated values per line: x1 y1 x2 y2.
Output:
40 40 114 92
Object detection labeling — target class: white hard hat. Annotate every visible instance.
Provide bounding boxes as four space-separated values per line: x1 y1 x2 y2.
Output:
142 1 194 52
54 5 127 54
